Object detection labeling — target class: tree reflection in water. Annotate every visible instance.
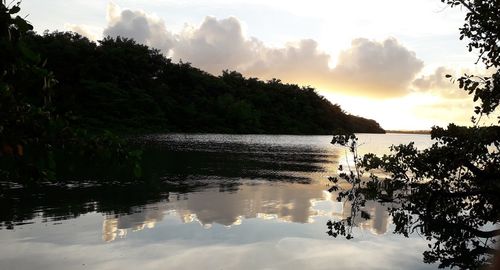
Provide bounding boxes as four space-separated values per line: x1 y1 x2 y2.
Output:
0 136 334 230
327 133 499 269
0 138 394 244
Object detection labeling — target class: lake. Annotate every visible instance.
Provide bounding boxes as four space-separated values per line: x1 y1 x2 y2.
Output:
0 133 437 270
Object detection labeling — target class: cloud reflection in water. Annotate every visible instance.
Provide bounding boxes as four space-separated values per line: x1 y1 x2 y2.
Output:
102 181 391 242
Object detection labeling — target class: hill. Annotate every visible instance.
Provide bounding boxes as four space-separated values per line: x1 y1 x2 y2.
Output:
24 32 385 135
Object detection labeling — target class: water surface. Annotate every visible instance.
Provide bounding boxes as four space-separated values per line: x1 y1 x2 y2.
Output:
0 133 437 270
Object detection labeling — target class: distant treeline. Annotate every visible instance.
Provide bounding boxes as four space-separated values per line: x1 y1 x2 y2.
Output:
23 32 384 135
386 130 431 135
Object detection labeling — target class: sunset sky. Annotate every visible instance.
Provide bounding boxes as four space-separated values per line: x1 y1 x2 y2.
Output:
21 0 493 130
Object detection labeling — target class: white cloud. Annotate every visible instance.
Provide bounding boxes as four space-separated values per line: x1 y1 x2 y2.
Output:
413 66 453 91
245 38 425 98
94 4 426 99
0 235 432 270
244 39 332 85
65 23 101 41
103 3 175 53
412 66 468 99
329 38 424 97
173 16 261 73
412 66 494 99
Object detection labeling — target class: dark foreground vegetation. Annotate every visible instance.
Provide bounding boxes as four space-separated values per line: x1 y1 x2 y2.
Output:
328 0 500 269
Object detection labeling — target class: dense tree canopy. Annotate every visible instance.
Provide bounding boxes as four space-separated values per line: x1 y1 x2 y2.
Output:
22 31 384 135
0 2 142 184
328 1 500 269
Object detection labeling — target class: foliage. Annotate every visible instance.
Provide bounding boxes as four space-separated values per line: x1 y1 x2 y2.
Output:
327 1 500 269
327 133 370 239
21 32 385 135
0 2 141 185
328 129 499 269
441 0 500 118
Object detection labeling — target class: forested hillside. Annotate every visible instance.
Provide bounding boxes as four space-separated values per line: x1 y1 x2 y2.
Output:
24 32 385 134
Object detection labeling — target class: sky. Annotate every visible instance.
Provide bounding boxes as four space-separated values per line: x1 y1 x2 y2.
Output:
19 0 494 130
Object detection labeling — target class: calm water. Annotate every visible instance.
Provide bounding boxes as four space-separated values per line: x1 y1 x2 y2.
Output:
0 133 437 270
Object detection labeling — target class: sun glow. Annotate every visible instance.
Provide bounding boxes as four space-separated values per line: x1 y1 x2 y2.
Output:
321 91 444 130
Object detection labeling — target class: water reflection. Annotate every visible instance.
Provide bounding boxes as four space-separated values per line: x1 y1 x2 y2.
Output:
0 134 437 270
101 182 392 242
351 201 390 235
1 134 419 236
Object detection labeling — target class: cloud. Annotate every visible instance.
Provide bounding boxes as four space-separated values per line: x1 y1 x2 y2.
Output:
0 234 433 270
65 23 100 41
244 39 332 86
413 66 452 90
246 38 424 98
329 38 424 98
411 66 496 100
103 3 175 53
94 4 425 98
173 16 261 73
412 66 468 99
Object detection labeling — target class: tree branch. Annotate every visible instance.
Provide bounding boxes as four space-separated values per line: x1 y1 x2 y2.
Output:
456 0 478 16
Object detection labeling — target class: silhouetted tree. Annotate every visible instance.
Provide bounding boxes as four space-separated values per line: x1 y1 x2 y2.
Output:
0 2 141 185
328 1 500 269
